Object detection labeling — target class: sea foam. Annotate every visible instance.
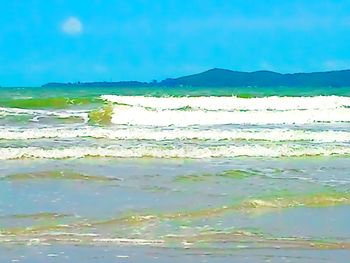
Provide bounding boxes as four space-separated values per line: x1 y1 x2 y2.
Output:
0 144 349 159
1 127 350 142
102 95 350 110
102 95 350 126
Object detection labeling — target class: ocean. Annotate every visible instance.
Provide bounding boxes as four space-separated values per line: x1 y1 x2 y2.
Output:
1 86 350 262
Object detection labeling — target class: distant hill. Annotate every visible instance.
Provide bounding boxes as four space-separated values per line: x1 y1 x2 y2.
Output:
42 68 350 87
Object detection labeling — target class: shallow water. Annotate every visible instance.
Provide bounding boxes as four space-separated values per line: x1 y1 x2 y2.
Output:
1 87 350 262
1 158 350 262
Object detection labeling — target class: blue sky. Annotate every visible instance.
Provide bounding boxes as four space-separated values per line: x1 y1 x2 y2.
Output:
1 0 350 86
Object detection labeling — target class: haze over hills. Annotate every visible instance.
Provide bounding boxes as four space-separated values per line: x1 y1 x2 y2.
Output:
42 68 350 88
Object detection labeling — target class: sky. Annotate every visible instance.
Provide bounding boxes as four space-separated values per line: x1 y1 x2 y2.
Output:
1 0 350 86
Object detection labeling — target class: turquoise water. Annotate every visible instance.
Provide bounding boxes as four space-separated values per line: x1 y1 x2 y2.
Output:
1 86 350 262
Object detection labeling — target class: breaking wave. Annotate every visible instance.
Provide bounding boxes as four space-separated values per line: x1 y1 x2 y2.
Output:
102 95 350 126
1 94 350 159
0 107 89 122
109 106 350 126
102 95 350 111
1 127 350 142
0 144 349 159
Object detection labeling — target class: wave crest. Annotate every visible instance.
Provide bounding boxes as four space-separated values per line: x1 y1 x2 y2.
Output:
0 145 349 159
100 95 350 126
102 95 350 111
1 127 350 142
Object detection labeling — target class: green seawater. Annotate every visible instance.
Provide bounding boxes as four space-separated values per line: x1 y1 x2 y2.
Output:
1 86 350 109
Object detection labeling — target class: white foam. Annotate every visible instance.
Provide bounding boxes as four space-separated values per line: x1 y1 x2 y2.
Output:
1 127 350 143
110 106 350 126
0 145 349 159
91 238 164 245
102 95 350 111
0 107 89 122
2 95 350 160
